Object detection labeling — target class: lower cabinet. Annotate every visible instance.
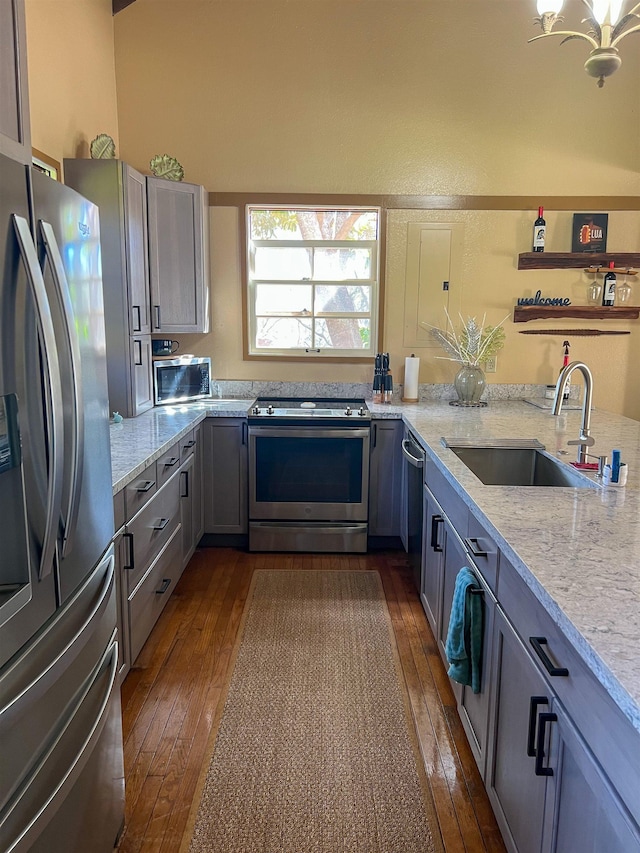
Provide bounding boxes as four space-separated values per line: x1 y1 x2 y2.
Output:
423 461 640 853
368 419 403 538
202 418 248 535
112 426 205 670
487 609 640 853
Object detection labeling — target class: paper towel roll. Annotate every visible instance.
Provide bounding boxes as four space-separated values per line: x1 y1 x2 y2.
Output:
402 355 420 402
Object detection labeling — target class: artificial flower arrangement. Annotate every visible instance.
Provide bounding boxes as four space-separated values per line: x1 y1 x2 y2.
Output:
422 310 508 367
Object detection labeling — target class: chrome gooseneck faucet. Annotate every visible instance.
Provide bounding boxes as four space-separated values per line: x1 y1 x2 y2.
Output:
552 361 595 464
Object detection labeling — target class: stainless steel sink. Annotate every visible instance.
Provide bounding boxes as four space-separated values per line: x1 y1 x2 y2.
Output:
441 438 597 488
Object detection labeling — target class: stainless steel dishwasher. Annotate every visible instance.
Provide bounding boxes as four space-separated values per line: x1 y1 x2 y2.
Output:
401 430 425 591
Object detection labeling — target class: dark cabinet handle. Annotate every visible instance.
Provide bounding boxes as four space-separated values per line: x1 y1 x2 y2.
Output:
132 304 141 333
163 456 179 468
527 695 549 757
153 517 169 531
134 339 143 366
183 439 196 450
180 469 190 498
465 537 488 558
534 712 557 776
371 423 377 449
123 532 134 570
136 479 155 493
431 514 444 552
530 637 569 677
155 578 171 595
154 305 161 330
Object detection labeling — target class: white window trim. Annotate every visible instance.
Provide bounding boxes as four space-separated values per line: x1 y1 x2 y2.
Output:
246 204 381 359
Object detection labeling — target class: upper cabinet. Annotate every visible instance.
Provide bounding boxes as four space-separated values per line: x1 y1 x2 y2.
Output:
64 158 154 417
0 0 31 164
146 177 210 334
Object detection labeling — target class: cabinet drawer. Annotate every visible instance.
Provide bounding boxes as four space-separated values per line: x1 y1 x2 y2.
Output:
128 524 182 663
498 556 640 825
179 429 197 463
125 461 158 521
425 461 469 537
466 511 498 592
125 473 180 593
156 441 181 488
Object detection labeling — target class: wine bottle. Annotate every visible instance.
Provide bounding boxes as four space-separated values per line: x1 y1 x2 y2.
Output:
532 206 546 252
559 340 571 401
602 261 616 306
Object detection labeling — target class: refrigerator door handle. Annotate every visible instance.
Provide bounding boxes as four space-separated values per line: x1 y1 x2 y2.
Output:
0 552 115 722
39 221 85 558
2 640 119 853
13 214 64 580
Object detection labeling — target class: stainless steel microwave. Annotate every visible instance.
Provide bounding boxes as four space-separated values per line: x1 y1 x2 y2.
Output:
153 356 212 405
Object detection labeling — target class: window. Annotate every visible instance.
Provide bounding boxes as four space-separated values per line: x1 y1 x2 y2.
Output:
246 205 381 358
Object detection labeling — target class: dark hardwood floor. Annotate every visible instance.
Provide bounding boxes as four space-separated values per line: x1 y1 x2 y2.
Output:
116 547 507 853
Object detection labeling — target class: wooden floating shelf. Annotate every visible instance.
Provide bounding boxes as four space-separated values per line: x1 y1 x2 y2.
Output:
583 267 637 276
518 252 640 270
513 305 640 323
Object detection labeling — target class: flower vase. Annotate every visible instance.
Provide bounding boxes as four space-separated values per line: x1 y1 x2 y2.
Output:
453 364 486 406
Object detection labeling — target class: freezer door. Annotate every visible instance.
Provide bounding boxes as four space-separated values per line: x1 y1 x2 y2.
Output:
0 154 57 667
30 169 114 604
0 546 124 853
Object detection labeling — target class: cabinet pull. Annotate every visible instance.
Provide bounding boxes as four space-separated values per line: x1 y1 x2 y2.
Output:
134 339 143 366
242 421 247 446
530 637 569 677
183 439 196 449
153 517 170 531
431 514 444 552
464 537 488 558
154 305 161 330
372 423 377 449
123 532 134 570
155 578 171 595
136 479 155 493
534 711 557 776
132 304 141 333
163 456 179 468
181 469 190 498
527 695 549 757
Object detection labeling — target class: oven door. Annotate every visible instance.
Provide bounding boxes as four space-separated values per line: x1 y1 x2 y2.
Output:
248 426 370 521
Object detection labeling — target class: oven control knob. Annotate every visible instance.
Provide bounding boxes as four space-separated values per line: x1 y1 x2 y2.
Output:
358 406 367 417
267 405 274 415
345 406 352 416
251 406 261 416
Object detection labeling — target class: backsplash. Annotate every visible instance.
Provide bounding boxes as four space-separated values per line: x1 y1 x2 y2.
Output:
212 380 564 402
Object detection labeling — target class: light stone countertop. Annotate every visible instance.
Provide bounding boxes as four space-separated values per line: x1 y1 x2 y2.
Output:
110 397 640 734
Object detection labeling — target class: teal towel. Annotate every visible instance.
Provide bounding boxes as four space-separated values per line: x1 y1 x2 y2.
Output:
445 567 484 694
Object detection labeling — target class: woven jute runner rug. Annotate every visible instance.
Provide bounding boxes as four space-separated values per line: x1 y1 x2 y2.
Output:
181 569 444 853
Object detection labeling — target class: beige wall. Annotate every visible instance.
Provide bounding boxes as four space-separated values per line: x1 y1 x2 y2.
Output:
25 0 119 176
23 0 640 417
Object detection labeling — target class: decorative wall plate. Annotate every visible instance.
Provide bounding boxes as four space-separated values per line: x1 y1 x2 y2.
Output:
90 133 116 159
149 154 184 181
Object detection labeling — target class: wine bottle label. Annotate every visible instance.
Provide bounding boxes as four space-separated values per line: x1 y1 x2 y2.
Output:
533 225 546 248
603 281 616 305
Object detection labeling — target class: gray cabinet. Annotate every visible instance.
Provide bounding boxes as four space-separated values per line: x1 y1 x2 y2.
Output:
64 159 154 417
112 491 130 684
368 419 403 537
147 177 210 334
0 0 31 164
202 418 248 535
178 423 204 568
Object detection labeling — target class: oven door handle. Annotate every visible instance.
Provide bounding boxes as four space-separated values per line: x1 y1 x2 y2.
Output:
247 426 371 440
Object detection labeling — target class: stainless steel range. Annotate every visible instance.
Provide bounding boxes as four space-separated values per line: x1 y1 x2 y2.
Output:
247 398 371 552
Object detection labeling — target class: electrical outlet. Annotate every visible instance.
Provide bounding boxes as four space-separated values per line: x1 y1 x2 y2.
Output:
485 355 497 373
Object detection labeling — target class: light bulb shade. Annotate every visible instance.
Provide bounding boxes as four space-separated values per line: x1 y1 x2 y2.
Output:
537 0 563 14
592 0 624 24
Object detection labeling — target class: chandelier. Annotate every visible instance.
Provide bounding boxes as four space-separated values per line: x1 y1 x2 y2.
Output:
530 1 640 86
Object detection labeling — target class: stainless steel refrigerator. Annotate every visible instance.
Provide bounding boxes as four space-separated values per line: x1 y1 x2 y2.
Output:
0 152 125 853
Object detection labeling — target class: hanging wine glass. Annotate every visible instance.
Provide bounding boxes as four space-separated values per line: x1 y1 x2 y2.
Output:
586 268 602 305
616 271 632 304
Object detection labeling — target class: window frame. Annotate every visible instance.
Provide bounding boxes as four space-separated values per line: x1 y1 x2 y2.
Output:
244 203 384 361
